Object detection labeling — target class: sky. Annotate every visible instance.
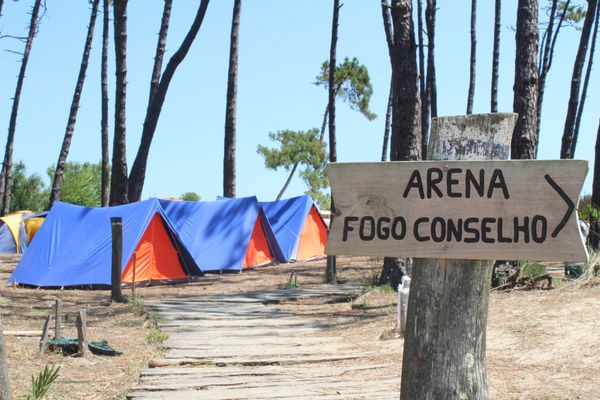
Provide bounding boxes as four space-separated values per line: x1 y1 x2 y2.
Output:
0 0 598 204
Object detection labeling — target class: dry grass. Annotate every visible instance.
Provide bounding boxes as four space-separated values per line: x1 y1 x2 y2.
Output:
1 255 599 399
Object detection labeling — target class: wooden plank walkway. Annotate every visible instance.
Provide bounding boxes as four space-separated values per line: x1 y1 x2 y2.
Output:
128 284 401 399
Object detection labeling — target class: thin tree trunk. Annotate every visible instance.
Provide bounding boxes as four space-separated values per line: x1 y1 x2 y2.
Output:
127 0 210 202
325 0 340 284
0 0 4 20
381 78 392 161
466 0 476 114
561 0 598 159
536 0 560 145
1 0 43 215
101 0 110 207
417 0 428 157
589 118 600 250
426 0 437 119
381 0 395 163
223 0 241 198
571 1 599 157
49 0 100 206
511 0 539 160
491 0 501 112
275 163 298 201
148 0 172 116
109 0 129 206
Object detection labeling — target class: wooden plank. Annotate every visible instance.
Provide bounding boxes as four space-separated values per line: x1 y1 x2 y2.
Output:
54 298 62 339
0 315 11 400
76 309 88 357
326 160 588 262
139 364 393 377
39 313 51 354
128 378 399 400
159 353 376 366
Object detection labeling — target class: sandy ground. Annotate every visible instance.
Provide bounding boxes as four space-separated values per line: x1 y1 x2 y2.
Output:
1 255 599 399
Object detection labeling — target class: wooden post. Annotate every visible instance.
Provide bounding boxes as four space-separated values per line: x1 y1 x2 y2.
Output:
400 113 516 400
39 313 51 354
76 310 88 357
131 252 136 297
54 299 62 340
111 217 125 303
0 315 11 400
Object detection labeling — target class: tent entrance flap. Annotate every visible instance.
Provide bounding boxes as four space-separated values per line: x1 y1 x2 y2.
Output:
121 214 187 284
242 218 273 269
297 207 328 260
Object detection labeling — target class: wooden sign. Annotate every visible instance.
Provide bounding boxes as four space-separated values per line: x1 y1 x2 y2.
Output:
326 160 588 262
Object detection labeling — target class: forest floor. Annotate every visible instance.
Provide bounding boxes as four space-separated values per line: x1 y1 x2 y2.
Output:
1 254 599 399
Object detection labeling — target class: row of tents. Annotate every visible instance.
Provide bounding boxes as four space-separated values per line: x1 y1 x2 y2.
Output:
7 195 328 288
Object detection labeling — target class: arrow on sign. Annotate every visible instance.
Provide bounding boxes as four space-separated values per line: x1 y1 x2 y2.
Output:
544 174 575 239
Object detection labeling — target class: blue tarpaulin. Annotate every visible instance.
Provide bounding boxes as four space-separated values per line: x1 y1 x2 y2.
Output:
7 199 200 287
260 195 326 262
160 197 284 272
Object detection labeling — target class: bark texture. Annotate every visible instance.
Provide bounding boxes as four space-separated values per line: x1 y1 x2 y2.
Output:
49 0 100 206
426 0 437 119
325 0 340 284
109 0 129 206
391 0 421 161
101 0 110 207
511 0 539 160
1 0 43 215
589 119 600 249
571 2 599 157
561 0 598 159
467 0 477 114
128 0 210 202
491 0 501 112
417 0 429 157
401 112 515 400
223 0 241 198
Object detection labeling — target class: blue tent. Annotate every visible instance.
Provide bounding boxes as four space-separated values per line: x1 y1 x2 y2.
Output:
160 197 284 272
260 195 328 262
7 199 200 287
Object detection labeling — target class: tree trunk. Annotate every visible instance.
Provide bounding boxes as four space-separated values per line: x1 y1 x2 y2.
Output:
491 0 501 112
223 0 241 199
128 0 210 202
275 162 298 200
417 0 429 158
381 0 394 162
401 112 515 400
325 0 340 284
49 0 100 206
589 118 600 250
1 0 43 215
425 0 437 119
562 0 598 159
380 0 422 288
109 0 129 206
101 0 110 207
467 0 476 114
391 0 421 161
536 0 558 133
511 0 539 160
571 2 599 157
381 79 392 162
